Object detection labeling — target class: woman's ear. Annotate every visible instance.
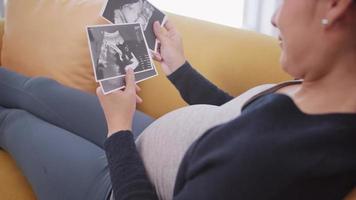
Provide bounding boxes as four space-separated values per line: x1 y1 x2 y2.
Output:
325 0 354 26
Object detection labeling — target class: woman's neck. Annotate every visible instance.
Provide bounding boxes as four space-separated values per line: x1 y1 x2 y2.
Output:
292 51 356 114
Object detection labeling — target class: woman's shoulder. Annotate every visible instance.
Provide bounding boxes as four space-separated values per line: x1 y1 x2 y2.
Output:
221 80 302 112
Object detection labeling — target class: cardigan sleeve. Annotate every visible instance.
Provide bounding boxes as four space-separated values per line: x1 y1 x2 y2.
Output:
104 131 158 200
167 62 233 106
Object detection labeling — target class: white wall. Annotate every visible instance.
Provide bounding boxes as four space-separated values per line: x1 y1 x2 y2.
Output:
149 0 245 29
0 0 4 18
0 0 280 36
243 0 282 36
150 0 280 36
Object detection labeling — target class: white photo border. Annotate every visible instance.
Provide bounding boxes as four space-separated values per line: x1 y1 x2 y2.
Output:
99 67 159 95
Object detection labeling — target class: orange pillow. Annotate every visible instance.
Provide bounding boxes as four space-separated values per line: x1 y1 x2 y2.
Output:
1 0 109 93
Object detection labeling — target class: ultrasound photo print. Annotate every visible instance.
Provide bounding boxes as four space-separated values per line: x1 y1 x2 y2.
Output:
87 23 155 81
102 0 166 51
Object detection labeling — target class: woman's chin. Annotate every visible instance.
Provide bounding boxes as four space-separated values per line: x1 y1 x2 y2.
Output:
281 63 304 79
280 56 298 78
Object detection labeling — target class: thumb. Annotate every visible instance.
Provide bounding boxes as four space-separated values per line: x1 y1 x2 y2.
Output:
96 87 106 107
96 87 104 98
154 21 168 45
125 68 136 92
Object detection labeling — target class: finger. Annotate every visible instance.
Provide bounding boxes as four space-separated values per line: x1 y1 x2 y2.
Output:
125 68 136 92
149 50 162 61
152 51 163 61
136 95 143 104
164 20 176 32
136 84 141 92
96 87 106 107
154 21 169 44
96 87 104 97
149 49 155 57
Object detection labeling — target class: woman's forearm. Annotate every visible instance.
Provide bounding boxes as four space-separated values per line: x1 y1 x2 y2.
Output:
104 131 158 200
168 62 234 106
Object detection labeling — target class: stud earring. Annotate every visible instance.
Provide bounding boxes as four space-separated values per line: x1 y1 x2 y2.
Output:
321 18 329 26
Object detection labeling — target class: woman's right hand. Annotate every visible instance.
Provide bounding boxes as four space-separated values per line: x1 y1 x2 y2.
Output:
153 20 186 76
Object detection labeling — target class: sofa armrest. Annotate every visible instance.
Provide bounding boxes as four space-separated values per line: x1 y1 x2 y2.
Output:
0 150 36 199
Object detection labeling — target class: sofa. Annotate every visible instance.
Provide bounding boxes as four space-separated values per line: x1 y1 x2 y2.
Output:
0 1 355 199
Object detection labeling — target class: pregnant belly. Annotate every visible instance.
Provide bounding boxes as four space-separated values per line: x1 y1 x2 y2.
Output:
135 84 275 200
136 104 228 200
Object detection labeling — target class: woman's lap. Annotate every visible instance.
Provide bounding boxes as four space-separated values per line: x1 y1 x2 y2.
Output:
0 67 154 148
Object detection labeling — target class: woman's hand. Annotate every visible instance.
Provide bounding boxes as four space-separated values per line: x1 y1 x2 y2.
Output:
153 20 186 76
97 68 143 137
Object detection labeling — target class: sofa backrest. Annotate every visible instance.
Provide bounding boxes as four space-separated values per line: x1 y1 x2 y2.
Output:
138 14 290 117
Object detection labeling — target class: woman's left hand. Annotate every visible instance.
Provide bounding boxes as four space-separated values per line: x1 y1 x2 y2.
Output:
97 68 143 137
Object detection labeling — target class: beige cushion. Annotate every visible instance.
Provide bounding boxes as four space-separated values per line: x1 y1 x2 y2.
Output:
1 0 109 93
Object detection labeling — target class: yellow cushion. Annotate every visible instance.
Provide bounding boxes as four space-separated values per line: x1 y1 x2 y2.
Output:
1 0 108 93
0 151 36 200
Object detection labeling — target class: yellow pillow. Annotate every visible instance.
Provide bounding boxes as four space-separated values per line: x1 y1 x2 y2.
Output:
1 0 108 93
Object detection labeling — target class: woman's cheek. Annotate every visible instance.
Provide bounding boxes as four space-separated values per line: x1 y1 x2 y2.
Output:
280 42 295 74
280 50 288 70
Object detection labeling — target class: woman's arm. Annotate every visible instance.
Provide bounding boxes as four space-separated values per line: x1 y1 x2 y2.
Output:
97 69 157 199
153 21 233 106
167 62 233 105
104 131 158 200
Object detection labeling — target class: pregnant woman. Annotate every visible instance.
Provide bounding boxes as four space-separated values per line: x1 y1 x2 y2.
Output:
99 0 356 199
0 0 356 200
